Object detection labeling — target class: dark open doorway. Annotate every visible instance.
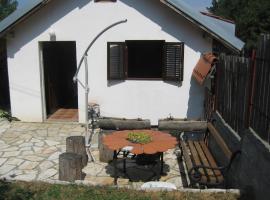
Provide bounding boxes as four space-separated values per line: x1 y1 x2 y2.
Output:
0 39 11 111
41 41 78 121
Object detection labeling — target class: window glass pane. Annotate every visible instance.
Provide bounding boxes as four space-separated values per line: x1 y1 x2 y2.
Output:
126 40 164 79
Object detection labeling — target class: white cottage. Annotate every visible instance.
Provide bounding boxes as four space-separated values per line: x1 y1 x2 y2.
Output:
0 0 244 125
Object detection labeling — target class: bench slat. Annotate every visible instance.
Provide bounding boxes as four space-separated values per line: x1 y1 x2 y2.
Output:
207 123 232 160
179 140 193 171
200 141 224 183
193 141 217 184
187 141 208 183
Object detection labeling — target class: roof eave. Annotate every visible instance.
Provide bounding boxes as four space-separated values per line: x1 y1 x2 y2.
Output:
160 0 244 53
0 0 52 38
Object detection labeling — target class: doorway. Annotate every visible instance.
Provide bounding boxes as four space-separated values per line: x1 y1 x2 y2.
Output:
41 41 78 121
0 39 10 111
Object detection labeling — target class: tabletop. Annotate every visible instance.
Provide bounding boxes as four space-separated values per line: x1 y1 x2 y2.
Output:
102 129 177 155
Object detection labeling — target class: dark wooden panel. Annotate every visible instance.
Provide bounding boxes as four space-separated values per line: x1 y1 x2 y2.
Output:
163 42 184 82
107 42 126 80
0 39 10 110
207 123 232 160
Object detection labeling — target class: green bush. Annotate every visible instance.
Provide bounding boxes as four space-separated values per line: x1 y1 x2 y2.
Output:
0 180 240 200
0 109 18 122
127 132 152 144
0 110 9 119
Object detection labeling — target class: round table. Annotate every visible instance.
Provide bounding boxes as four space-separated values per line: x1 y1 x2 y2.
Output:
102 129 177 184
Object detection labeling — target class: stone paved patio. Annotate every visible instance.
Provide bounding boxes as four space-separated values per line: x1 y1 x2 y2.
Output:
0 119 183 189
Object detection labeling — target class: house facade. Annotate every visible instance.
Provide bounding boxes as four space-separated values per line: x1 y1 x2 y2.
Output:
0 0 244 125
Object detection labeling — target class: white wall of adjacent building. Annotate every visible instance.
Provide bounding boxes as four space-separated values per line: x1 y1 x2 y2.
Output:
6 0 212 125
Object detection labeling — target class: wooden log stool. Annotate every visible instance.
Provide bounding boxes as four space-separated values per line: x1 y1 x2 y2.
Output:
66 136 88 167
59 152 83 182
98 130 114 162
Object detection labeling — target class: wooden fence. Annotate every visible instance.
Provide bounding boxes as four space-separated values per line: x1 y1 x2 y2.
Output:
213 34 270 143
215 55 251 137
249 35 270 143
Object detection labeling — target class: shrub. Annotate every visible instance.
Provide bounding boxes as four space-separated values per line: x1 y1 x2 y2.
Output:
127 132 152 144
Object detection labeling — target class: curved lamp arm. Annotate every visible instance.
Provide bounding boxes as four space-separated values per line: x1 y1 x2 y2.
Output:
73 19 128 82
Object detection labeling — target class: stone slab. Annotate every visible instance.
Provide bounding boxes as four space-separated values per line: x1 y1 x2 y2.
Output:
5 158 24 166
38 168 57 180
0 164 16 175
19 161 39 170
39 161 55 171
0 158 7 166
2 151 20 157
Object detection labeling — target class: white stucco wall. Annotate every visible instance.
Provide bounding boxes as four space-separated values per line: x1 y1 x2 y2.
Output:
6 0 212 124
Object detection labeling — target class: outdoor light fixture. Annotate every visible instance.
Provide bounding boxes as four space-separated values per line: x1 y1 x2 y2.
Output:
49 29 56 41
73 19 128 162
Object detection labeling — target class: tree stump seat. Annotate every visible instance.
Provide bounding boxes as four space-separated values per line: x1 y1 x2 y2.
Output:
66 136 88 167
59 152 83 182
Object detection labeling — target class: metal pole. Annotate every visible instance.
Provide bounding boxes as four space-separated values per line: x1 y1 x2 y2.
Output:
72 19 128 163
160 152 164 175
73 19 128 82
84 56 95 162
113 150 118 185
85 55 89 138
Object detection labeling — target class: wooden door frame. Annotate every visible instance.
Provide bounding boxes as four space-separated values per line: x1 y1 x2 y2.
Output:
38 41 79 121
38 42 47 122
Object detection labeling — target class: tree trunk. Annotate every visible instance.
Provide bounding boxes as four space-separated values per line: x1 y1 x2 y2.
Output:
158 119 207 131
59 152 83 182
66 136 88 167
98 118 151 130
98 130 114 162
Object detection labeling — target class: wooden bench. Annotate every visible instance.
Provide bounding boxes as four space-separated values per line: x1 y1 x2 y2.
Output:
179 122 241 187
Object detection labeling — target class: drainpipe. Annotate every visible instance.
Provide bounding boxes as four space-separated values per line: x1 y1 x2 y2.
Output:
73 19 128 162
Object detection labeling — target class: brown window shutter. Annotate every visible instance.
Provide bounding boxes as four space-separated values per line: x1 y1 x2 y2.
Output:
107 42 127 80
163 42 184 82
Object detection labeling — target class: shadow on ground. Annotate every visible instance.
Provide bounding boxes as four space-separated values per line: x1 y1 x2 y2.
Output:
105 158 170 182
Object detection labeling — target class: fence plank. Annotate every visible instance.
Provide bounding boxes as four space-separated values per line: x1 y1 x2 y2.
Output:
250 34 270 143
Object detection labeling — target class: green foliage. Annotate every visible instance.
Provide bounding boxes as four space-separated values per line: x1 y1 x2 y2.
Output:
0 0 17 21
127 132 152 144
0 180 240 200
0 109 18 121
0 109 9 119
208 0 270 53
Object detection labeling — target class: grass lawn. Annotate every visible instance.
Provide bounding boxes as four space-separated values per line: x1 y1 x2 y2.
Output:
0 180 241 200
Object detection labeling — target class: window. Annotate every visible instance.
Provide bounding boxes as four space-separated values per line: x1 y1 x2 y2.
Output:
107 40 184 81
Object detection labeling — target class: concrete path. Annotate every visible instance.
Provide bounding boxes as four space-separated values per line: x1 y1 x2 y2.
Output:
0 120 183 189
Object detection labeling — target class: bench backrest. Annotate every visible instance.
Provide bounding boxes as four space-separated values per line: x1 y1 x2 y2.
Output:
207 122 232 160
